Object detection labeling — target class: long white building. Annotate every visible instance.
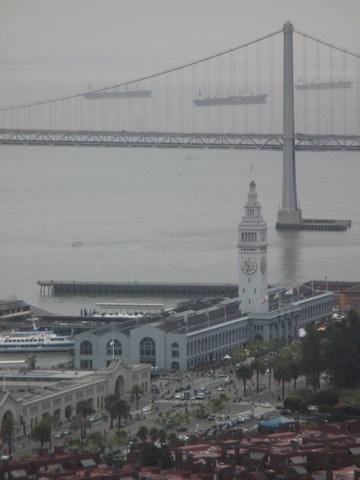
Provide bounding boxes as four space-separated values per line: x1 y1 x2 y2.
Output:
75 182 333 372
0 360 150 440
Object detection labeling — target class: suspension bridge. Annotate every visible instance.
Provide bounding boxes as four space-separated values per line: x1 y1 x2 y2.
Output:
1 21 359 230
0 22 359 151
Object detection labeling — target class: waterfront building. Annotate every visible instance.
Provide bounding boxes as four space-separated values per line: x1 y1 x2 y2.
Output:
238 180 268 314
0 299 31 324
74 182 333 372
0 360 150 439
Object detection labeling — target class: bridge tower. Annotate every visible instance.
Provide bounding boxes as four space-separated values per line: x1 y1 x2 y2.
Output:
238 181 268 314
276 20 302 227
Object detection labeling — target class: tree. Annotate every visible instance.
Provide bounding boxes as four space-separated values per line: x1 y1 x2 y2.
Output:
112 430 128 447
136 425 148 442
323 311 360 389
131 385 142 410
287 344 303 390
158 429 167 444
141 444 160 466
265 338 286 391
300 324 324 390
115 399 130 430
235 363 253 398
85 432 106 451
209 393 229 413
76 400 93 441
273 351 293 400
248 341 268 393
31 417 52 448
105 394 119 429
105 395 130 430
149 427 159 443
193 403 209 420
1 414 15 458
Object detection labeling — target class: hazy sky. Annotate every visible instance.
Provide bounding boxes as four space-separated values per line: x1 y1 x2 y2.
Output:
1 0 359 64
0 0 359 102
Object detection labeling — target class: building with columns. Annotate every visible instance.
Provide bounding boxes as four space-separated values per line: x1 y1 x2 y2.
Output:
0 360 150 442
74 181 333 373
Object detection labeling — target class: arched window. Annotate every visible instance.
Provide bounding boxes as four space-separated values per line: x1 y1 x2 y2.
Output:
171 361 180 371
80 340 93 355
140 337 156 364
107 339 122 356
171 342 179 357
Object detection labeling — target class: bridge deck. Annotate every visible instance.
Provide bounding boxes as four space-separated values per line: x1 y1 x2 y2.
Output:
1 129 360 151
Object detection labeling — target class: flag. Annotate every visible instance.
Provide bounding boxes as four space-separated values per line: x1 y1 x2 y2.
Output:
273 293 279 300
285 288 294 295
261 296 268 304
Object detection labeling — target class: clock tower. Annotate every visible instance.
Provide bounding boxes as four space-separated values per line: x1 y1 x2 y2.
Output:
238 180 268 313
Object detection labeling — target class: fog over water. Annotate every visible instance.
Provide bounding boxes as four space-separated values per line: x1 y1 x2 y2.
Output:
0 147 359 315
0 1 359 315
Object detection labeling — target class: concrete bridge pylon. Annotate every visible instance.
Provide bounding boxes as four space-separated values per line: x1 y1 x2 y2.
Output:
277 20 302 226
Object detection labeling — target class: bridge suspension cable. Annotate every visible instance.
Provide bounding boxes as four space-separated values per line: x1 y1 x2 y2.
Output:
294 30 360 59
0 29 282 112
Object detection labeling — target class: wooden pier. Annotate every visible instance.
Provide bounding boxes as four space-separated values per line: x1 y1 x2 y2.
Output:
37 280 239 297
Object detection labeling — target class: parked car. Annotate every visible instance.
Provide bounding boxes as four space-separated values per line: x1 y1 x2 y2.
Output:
54 430 71 439
89 413 107 423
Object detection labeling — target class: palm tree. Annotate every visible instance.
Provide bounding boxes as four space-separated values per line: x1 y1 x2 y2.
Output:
287 343 303 390
105 395 130 430
31 417 52 449
249 341 268 393
115 398 130 430
131 384 142 410
235 363 253 398
105 394 118 429
273 352 293 400
76 400 93 441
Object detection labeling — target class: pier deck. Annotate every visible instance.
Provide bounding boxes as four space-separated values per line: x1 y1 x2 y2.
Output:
37 280 239 297
276 218 352 231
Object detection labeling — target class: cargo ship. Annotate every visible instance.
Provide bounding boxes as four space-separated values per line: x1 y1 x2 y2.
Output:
193 92 267 106
295 80 353 91
83 89 152 99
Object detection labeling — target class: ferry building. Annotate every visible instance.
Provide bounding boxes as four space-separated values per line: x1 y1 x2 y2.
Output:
75 182 333 372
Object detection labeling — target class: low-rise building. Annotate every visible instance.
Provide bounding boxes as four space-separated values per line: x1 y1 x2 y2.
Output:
0 360 150 439
74 289 333 372
0 298 31 324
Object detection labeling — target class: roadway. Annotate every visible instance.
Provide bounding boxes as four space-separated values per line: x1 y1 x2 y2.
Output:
1 129 359 151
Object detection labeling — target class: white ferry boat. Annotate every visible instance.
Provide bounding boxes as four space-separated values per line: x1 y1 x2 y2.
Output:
0 330 74 352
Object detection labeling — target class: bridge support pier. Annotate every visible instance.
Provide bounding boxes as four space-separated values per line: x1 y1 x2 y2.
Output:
277 20 302 227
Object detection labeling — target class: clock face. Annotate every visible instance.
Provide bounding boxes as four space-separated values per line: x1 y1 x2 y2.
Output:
241 258 257 275
261 257 266 274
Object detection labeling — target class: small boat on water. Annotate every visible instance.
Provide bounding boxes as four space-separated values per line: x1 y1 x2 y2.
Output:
72 241 82 247
0 329 74 352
